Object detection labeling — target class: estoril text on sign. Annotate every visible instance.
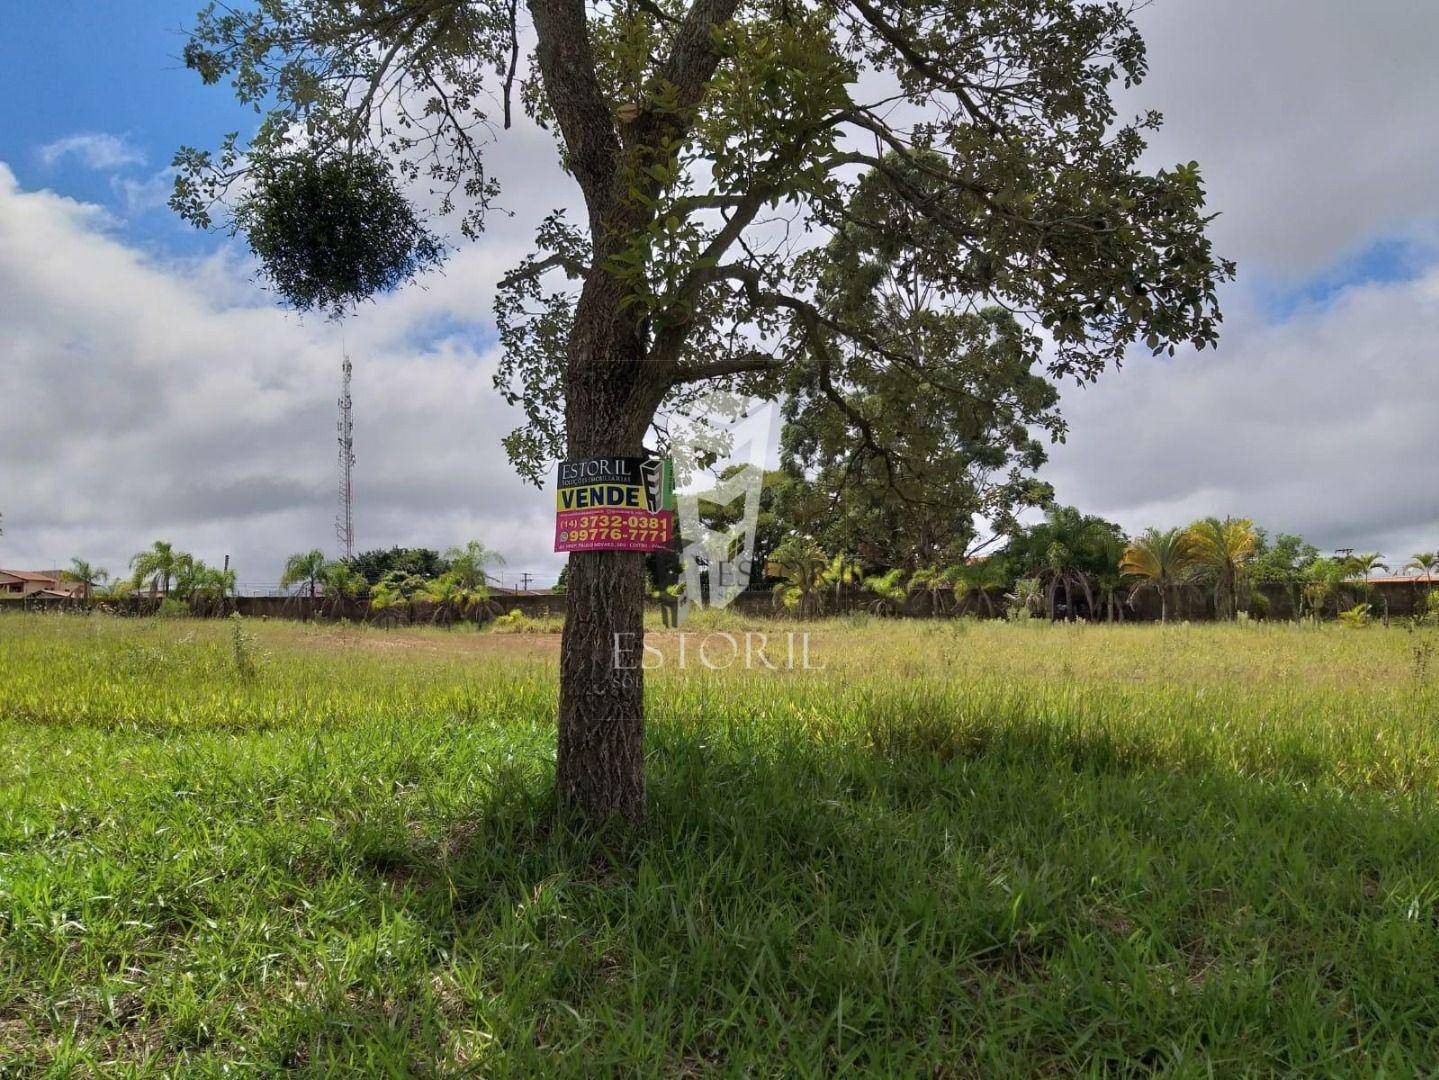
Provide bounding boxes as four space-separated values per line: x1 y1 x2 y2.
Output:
554 457 676 553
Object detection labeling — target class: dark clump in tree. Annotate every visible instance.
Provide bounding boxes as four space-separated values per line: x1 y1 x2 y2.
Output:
235 151 445 317
174 0 1233 826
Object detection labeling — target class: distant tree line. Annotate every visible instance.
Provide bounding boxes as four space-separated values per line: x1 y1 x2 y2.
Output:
720 499 1438 625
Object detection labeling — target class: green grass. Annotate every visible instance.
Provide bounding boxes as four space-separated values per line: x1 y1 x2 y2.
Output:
3 613 1439 1075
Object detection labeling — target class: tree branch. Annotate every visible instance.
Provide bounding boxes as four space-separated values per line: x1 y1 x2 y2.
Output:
670 350 786 385
525 0 621 219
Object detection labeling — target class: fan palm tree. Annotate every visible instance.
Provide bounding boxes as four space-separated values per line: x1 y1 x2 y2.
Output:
129 541 181 595
280 549 329 598
1120 528 1196 623
62 558 108 601
766 537 830 618
1185 517 1258 620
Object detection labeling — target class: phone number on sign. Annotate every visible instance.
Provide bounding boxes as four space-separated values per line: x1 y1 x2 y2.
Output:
562 513 667 531
559 525 668 544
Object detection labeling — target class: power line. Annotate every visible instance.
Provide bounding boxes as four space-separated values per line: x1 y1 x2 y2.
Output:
335 351 356 560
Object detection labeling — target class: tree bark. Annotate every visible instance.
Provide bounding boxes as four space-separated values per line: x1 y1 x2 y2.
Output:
555 275 668 826
559 547 647 825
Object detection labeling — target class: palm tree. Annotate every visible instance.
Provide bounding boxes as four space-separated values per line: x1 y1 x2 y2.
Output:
129 541 181 595
861 568 908 616
280 549 328 598
1120 528 1196 623
1185 517 1258 620
445 540 506 591
1300 557 1348 622
1090 533 1129 623
1342 552 1391 620
171 553 207 600
907 565 950 616
1345 552 1389 581
821 553 863 614
96 577 135 602
189 564 236 614
319 560 367 614
62 558 108 601
766 537 830 618
1004 577 1044 620
1405 552 1438 582
421 572 489 624
368 570 425 627
1020 507 1110 620
949 559 1009 618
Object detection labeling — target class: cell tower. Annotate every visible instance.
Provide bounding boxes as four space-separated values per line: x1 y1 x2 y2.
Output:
335 352 356 560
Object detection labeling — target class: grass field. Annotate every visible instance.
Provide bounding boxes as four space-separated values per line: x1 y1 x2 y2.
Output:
4 612 1439 1075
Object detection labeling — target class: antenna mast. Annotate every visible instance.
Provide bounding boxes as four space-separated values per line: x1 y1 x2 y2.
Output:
336 352 356 560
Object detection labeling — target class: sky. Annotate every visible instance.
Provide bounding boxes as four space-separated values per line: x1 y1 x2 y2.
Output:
2 0 1438 587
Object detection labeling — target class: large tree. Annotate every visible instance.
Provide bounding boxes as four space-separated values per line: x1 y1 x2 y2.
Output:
176 0 1231 823
778 298 1059 570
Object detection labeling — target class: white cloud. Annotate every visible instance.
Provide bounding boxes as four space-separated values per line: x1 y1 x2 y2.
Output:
0 162 565 587
9 0 1439 583
112 168 175 215
37 132 146 172
1041 277 1439 560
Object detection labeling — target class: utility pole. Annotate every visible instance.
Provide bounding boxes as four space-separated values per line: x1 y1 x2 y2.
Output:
520 572 533 593
335 352 356 560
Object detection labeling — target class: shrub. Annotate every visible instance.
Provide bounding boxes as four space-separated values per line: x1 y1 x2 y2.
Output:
156 597 190 619
1338 603 1372 629
490 609 562 634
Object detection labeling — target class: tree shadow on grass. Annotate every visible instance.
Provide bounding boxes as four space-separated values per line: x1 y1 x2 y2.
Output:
284 715 1439 1075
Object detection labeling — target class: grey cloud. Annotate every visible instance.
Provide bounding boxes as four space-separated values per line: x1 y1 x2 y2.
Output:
1129 0 1439 278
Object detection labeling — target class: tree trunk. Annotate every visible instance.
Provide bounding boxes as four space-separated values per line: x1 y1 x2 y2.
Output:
555 280 667 826
558 548 647 824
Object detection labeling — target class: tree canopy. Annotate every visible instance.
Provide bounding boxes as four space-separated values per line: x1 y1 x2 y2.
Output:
176 0 1232 471
176 0 1234 822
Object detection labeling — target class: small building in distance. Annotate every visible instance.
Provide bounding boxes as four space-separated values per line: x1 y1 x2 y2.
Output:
0 569 86 600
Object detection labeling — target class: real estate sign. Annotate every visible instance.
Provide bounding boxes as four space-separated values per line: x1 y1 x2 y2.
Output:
554 456 676 553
